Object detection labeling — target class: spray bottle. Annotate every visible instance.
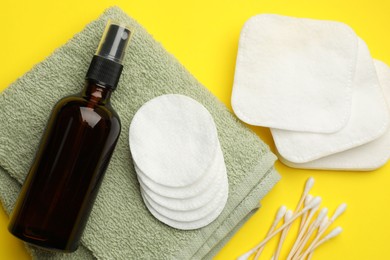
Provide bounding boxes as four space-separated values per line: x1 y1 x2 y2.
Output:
8 20 132 252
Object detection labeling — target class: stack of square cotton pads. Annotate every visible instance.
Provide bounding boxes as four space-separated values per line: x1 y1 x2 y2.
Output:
129 94 229 230
231 14 390 171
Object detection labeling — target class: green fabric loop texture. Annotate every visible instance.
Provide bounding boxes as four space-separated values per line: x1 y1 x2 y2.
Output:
0 7 280 259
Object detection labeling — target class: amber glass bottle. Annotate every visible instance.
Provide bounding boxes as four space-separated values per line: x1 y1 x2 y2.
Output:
8 21 132 252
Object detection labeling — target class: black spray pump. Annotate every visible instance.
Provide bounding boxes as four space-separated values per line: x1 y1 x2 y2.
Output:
8 20 132 252
87 22 131 88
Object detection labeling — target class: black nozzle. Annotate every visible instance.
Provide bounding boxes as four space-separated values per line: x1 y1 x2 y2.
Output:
86 20 132 90
96 23 131 64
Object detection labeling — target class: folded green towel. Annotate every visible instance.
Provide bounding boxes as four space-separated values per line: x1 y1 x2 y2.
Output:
0 7 280 259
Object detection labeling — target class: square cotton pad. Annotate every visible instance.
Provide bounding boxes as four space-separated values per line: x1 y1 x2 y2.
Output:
231 14 358 133
279 60 390 171
272 39 390 163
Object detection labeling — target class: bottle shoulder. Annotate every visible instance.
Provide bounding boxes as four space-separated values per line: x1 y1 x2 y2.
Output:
55 96 117 116
52 95 121 131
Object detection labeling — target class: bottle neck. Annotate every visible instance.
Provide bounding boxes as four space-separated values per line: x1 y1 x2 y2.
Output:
82 81 113 105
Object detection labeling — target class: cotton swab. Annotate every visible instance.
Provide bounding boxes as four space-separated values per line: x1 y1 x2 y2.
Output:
319 216 329 232
305 216 328 260
330 203 347 222
303 178 315 201
237 206 287 260
299 195 313 231
275 194 312 259
299 203 347 260
273 178 314 259
315 227 343 249
287 201 320 260
237 197 322 260
298 178 315 230
274 210 293 260
307 227 343 260
253 206 287 259
293 208 328 258
238 199 320 260
287 195 318 259
292 208 328 259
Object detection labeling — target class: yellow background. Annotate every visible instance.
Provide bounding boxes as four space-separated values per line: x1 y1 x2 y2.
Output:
1 0 389 259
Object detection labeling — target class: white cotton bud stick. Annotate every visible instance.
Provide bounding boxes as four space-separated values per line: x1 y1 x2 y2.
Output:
296 178 315 212
274 210 293 260
270 178 314 260
298 178 315 213
276 206 288 221
304 178 315 196
287 201 321 260
308 215 329 260
305 227 343 260
299 194 313 231
305 195 313 204
299 195 312 230
292 208 328 259
237 197 322 260
314 227 343 249
237 250 254 260
253 206 287 259
319 216 329 232
300 204 347 260
238 206 287 260
298 195 313 236
330 203 347 222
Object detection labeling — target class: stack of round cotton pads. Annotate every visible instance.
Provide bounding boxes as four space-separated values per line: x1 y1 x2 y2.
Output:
129 94 228 230
231 14 390 171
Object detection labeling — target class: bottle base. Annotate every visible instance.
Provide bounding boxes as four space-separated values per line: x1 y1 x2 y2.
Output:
8 225 79 253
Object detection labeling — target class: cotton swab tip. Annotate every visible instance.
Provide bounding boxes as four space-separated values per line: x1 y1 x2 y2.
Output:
309 204 320 215
331 203 347 221
307 196 321 209
276 205 287 220
304 177 315 193
316 208 328 223
325 227 343 240
237 250 254 260
319 216 329 231
285 210 293 221
305 194 313 206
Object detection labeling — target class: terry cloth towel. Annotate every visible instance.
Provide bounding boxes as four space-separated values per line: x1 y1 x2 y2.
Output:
0 6 280 260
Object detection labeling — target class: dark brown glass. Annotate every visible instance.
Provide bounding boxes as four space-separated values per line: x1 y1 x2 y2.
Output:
8 81 121 252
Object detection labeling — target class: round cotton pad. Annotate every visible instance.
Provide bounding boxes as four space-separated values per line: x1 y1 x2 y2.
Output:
135 143 224 199
138 151 226 211
129 94 219 187
141 182 228 230
140 170 228 222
